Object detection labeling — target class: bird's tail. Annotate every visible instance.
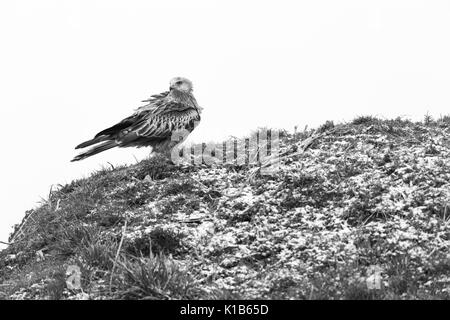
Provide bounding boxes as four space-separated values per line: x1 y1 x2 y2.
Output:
71 141 118 162
75 136 108 149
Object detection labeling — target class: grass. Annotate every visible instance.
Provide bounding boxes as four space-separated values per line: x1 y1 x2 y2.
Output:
113 252 202 299
1 115 450 299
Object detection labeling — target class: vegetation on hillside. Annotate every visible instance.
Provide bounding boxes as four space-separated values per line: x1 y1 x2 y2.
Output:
1 116 450 300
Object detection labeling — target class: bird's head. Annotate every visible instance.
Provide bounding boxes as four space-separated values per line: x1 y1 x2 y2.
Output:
169 77 193 93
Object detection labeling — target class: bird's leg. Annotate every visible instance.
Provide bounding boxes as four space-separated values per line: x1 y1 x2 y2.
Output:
162 149 175 165
149 150 174 165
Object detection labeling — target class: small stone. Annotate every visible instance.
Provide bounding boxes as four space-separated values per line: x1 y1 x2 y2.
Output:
220 258 239 269
5 254 16 262
36 250 45 261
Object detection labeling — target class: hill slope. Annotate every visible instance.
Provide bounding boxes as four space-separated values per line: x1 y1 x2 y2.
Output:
1 117 450 300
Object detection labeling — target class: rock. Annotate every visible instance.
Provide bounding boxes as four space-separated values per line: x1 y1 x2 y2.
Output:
220 258 239 269
36 250 45 261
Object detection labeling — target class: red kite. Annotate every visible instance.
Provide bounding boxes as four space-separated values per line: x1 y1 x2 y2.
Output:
72 77 201 162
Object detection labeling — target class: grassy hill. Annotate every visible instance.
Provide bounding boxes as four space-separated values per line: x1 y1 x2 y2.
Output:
1 116 450 300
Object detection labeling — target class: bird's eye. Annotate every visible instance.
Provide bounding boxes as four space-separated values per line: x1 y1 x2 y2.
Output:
176 81 183 85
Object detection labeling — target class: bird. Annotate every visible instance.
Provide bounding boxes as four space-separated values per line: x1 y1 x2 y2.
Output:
72 77 202 162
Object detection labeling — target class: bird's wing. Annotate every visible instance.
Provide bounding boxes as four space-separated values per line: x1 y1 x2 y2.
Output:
141 91 169 103
117 102 201 144
130 107 200 138
94 91 200 146
93 91 171 139
93 113 142 139
75 111 143 149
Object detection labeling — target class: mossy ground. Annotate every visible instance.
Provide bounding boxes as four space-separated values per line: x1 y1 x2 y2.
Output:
1 116 450 299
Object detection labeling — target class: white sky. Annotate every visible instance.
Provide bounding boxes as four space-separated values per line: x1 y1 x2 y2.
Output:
0 0 449 246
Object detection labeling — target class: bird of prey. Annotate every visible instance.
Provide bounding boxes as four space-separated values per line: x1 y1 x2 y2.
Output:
72 77 201 162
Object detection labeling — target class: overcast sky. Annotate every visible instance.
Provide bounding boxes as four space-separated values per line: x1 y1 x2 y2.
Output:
0 0 449 246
